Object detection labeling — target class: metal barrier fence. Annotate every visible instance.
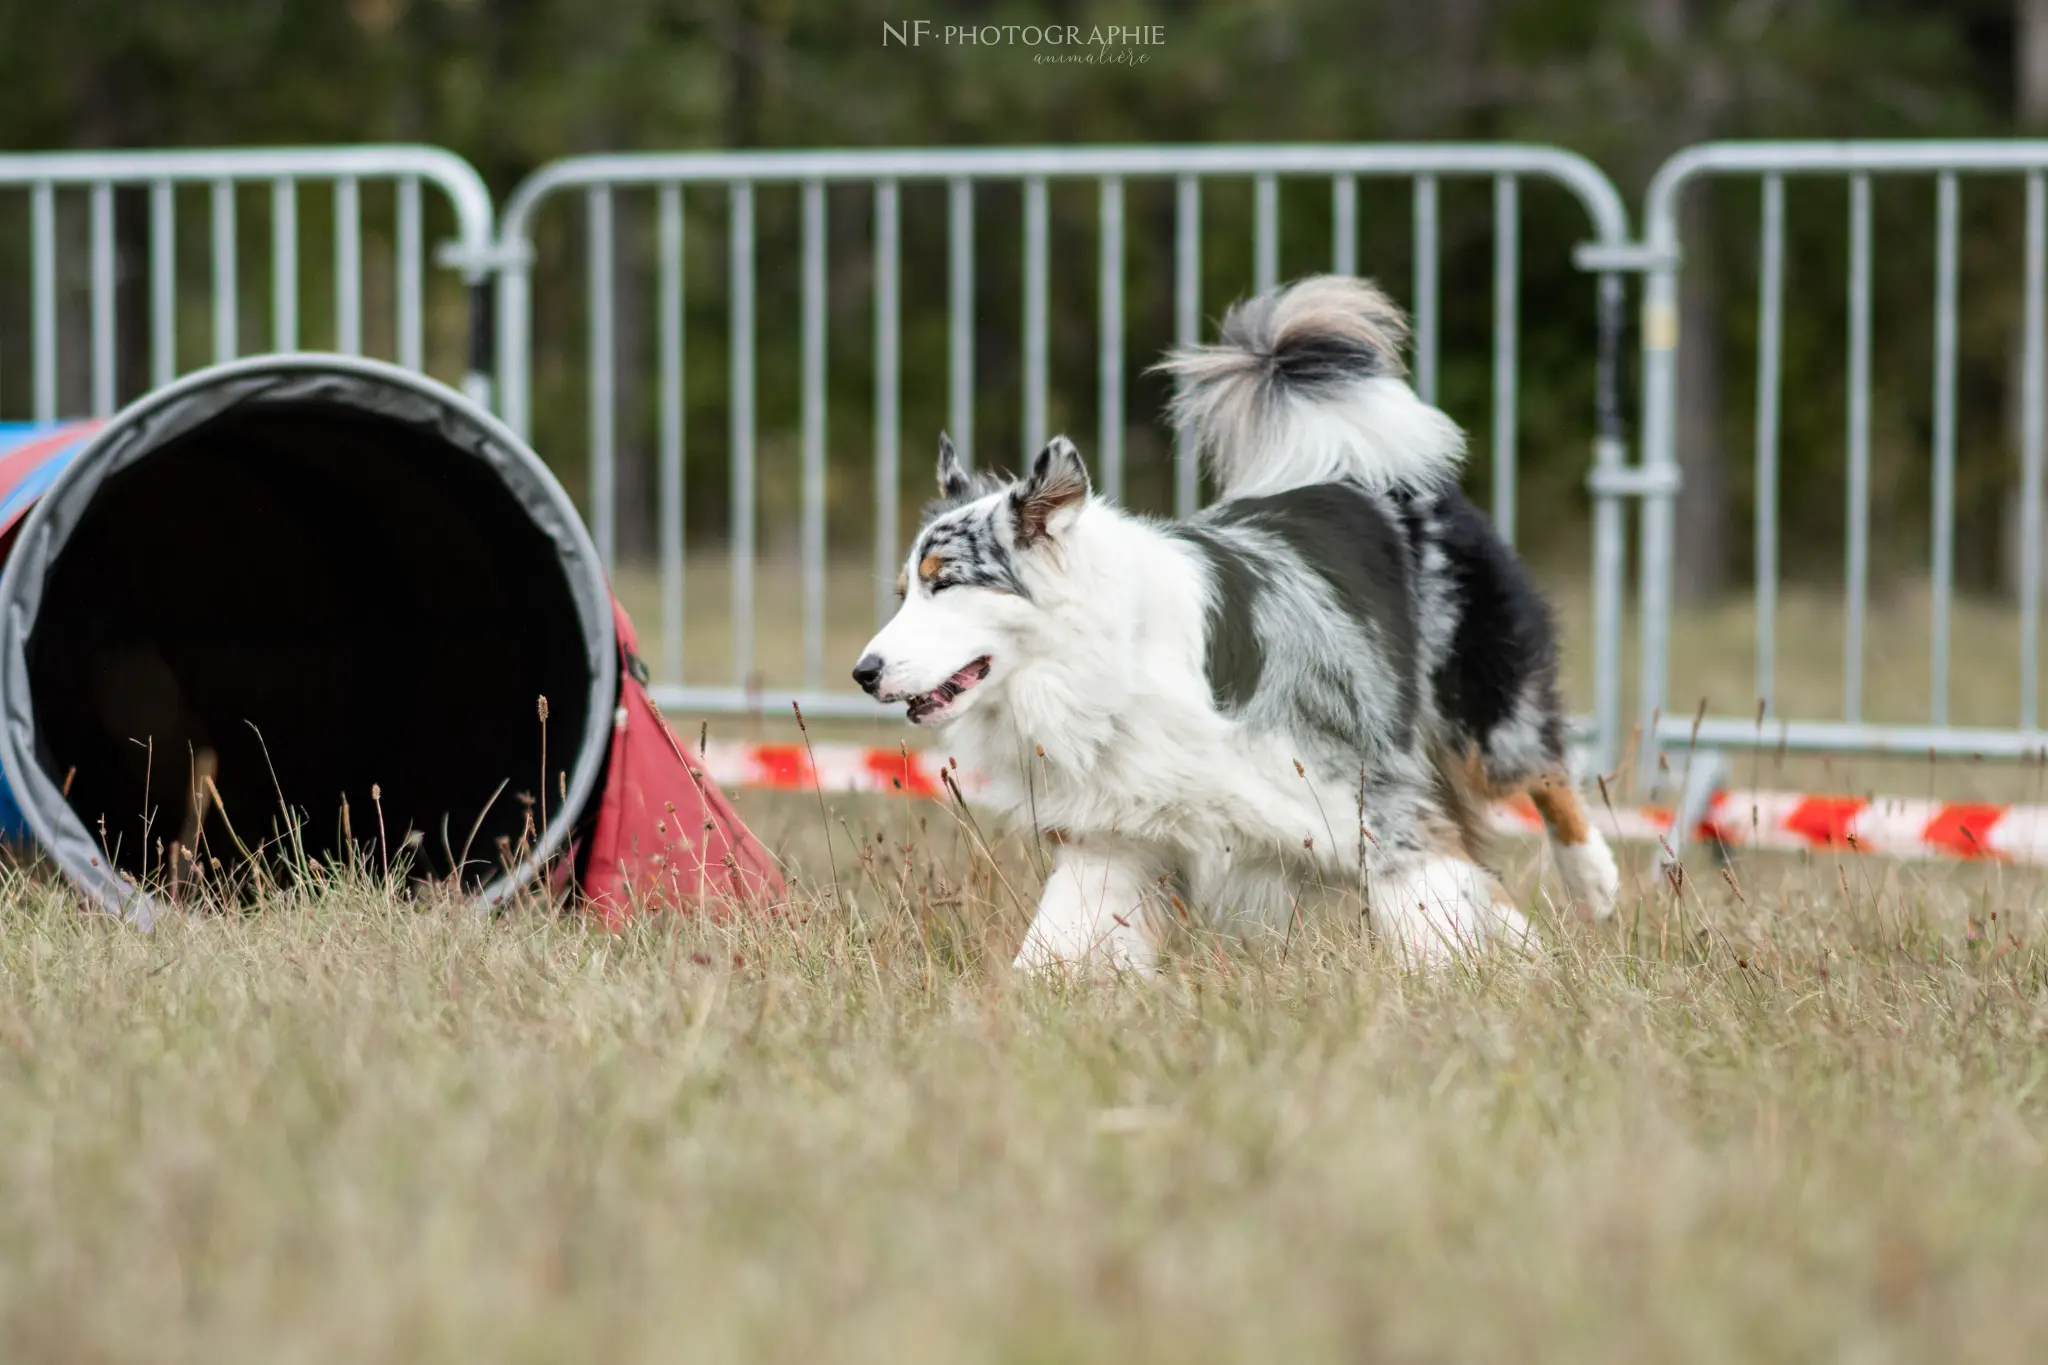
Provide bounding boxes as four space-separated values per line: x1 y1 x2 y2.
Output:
495 144 1637 759
0 147 497 417
1635 142 2048 850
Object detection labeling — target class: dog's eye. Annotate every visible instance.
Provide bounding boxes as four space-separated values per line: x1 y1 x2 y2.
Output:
917 553 953 593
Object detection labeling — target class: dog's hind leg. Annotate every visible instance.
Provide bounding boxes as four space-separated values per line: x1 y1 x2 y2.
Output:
1368 841 1532 967
1527 775 1620 922
1364 789 1534 968
1456 680 1620 924
1014 839 1168 978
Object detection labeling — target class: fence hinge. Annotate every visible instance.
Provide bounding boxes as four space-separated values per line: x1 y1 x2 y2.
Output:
434 239 534 279
1586 464 1682 498
1573 242 1681 274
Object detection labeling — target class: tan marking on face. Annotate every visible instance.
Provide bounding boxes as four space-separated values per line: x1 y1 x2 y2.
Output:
1041 827 1068 845
1529 779 1591 846
918 553 943 582
895 570 907 598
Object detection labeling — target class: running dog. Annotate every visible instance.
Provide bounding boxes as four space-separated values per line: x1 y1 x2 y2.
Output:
852 275 1619 974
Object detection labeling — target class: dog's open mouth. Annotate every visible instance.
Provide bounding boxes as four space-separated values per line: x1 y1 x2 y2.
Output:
905 656 992 724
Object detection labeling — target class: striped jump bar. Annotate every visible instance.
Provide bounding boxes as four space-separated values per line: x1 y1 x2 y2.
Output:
697 741 2048 865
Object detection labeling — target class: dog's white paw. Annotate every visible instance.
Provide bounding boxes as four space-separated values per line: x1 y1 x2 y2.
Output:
1014 845 1164 979
1013 917 1157 979
1371 853 1523 968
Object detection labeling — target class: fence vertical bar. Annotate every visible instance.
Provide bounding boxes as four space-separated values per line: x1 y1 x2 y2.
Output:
1254 172 1279 294
496 242 532 441
1931 172 1959 726
874 179 901 629
1098 176 1124 501
657 184 685 685
1754 174 1785 716
334 176 361 355
1023 175 1049 460
271 178 298 352
2023 171 2046 731
1844 173 1872 725
800 178 828 691
1590 264 1628 775
149 181 175 389
948 177 974 468
1490 174 1518 545
1174 174 1202 517
1636 204 1682 791
211 179 237 364
585 186 615 573
1412 174 1439 403
396 175 423 371
31 183 54 422
1332 174 1357 276
730 182 756 692
90 183 115 417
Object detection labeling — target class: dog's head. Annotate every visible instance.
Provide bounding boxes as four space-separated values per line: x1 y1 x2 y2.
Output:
852 431 1092 726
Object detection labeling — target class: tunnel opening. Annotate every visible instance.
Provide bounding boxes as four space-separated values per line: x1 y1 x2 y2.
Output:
0 360 615 916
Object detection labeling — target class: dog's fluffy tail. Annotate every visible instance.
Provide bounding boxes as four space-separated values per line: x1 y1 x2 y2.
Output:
1154 275 1463 501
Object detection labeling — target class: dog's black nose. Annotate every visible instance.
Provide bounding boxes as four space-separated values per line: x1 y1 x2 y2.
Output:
852 653 885 694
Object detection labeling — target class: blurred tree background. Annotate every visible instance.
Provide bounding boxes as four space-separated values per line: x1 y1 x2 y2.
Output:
0 0 2040 600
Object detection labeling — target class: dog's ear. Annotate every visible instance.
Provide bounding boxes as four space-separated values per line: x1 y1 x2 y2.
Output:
1011 436 1091 544
920 431 996 526
936 432 972 502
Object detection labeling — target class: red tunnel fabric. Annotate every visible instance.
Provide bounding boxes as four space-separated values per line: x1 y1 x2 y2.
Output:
578 600 785 926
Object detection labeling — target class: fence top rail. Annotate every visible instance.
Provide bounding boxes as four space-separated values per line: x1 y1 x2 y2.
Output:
1658 714 2048 763
500 142 1630 245
1645 139 2048 243
0 144 495 239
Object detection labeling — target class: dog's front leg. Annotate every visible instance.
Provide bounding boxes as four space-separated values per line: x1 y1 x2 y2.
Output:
1013 842 1162 978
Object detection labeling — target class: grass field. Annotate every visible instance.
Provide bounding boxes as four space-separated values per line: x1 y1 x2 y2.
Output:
4 778 2048 1362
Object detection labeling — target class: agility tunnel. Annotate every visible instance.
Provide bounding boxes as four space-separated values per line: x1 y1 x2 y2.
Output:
0 355 778 925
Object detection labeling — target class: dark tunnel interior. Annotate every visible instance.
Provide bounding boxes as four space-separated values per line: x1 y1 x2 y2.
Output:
24 402 596 894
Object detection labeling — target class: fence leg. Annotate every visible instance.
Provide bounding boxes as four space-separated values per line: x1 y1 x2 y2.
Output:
1663 747 1728 870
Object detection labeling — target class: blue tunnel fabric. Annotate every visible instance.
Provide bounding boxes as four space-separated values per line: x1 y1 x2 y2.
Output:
0 421 102 845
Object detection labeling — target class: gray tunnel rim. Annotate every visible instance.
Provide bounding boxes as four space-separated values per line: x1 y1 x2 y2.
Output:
0 353 619 925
